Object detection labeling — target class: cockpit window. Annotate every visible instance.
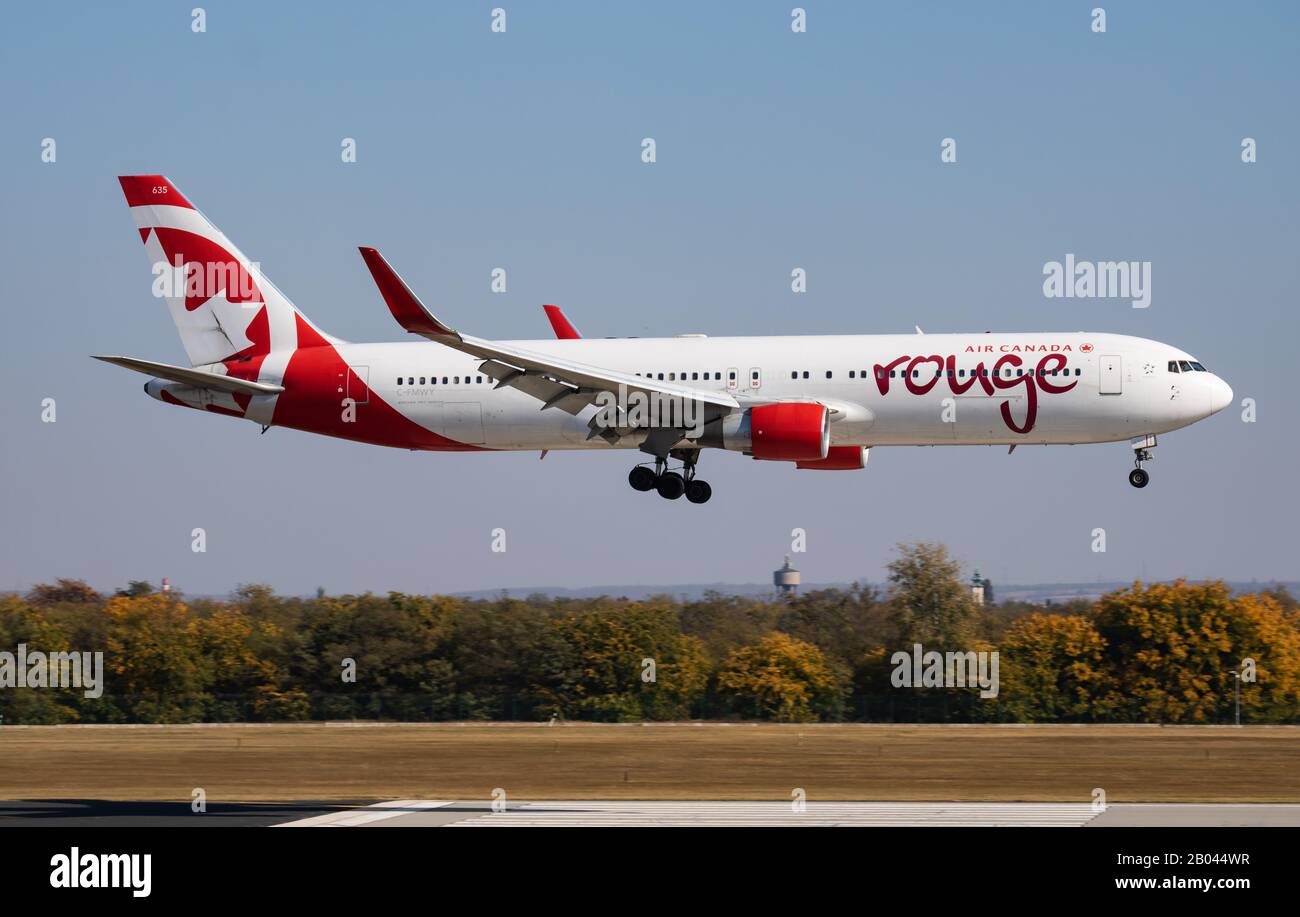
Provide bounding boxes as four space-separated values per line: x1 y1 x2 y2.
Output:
1168 361 1180 373
1190 361 1207 372
1178 360 1193 372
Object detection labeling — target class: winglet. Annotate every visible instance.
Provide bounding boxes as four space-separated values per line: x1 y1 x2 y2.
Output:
358 247 458 339
543 304 582 339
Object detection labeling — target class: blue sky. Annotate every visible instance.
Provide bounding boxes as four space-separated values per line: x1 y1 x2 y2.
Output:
2 2 1297 595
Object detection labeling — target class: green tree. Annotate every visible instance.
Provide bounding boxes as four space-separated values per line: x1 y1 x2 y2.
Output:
551 601 708 721
884 542 978 646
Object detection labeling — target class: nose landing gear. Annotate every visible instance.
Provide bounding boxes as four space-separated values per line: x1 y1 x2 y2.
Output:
1128 435 1156 488
629 449 712 504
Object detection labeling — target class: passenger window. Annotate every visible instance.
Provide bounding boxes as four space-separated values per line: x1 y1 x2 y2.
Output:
692 372 699 380
826 371 833 379
407 377 414 385
397 377 403 385
791 371 798 379
876 369 884 379
419 377 426 385
714 372 722 380
849 371 856 379
669 373 676 381
802 371 809 379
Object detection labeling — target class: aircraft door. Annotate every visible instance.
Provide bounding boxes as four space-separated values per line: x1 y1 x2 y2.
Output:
345 364 370 405
1099 355 1122 394
443 401 486 444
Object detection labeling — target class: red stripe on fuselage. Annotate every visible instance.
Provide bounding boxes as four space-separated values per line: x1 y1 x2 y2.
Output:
269 316 487 451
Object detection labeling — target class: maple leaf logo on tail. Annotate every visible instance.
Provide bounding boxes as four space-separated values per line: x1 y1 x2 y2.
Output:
118 175 334 369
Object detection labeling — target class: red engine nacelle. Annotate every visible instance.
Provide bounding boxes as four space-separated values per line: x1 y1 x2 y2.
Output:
796 446 868 471
750 402 828 462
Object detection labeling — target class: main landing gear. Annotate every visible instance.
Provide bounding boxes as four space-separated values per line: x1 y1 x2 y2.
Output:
629 450 712 504
1128 435 1156 488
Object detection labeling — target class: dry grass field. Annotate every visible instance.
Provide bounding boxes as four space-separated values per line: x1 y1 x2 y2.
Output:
1 722 1297 803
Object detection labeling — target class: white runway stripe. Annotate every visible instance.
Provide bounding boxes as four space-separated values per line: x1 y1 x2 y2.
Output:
274 799 454 827
450 801 1099 827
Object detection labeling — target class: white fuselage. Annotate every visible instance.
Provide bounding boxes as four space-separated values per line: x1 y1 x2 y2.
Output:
343 331 1232 451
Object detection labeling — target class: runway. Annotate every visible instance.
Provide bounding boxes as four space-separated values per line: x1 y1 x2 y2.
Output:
274 800 1300 828
6 798 1299 827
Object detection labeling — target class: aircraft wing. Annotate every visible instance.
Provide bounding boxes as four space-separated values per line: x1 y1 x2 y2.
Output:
359 247 739 422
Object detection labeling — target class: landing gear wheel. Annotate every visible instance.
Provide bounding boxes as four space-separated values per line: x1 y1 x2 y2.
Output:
628 466 656 492
656 471 686 500
685 479 712 504
1128 468 1149 489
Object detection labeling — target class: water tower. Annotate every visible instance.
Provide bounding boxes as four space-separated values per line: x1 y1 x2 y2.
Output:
774 555 801 595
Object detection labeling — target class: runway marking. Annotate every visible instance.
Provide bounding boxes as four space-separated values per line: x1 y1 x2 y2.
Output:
274 799 454 827
445 801 1100 827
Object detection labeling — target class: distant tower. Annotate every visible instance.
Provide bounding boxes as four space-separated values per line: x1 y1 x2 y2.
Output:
161 577 171 595
774 555 801 596
970 569 985 607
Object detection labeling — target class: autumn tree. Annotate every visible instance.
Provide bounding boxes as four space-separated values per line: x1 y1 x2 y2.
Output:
996 613 1112 722
103 593 208 722
716 632 848 722
1091 581 1300 723
0 595 84 724
196 607 307 721
26 579 101 606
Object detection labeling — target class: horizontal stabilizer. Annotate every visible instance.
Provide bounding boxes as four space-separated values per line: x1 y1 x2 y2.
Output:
92 355 285 395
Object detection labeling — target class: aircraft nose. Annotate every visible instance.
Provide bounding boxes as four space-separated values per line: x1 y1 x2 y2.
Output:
1209 376 1233 415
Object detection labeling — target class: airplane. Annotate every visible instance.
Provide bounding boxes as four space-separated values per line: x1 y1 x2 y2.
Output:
97 175 1233 504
